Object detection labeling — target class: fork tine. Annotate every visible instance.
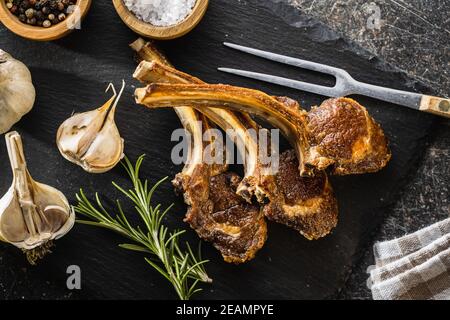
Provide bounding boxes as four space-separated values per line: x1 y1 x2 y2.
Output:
218 68 338 97
223 42 344 77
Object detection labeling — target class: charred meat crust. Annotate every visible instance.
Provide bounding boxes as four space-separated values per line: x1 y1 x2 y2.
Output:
185 172 267 264
307 98 392 175
263 150 338 239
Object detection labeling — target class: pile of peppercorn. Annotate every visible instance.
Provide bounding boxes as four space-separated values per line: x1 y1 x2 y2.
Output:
5 0 77 28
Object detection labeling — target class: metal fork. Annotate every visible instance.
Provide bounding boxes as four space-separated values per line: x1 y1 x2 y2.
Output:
219 42 450 118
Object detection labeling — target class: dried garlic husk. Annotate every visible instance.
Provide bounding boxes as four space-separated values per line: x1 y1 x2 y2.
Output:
56 81 125 173
0 132 74 265
0 50 36 134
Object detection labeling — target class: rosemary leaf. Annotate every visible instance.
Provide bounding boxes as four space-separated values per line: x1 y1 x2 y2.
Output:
74 155 211 300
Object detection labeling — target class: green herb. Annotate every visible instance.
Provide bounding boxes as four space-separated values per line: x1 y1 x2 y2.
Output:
74 155 211 300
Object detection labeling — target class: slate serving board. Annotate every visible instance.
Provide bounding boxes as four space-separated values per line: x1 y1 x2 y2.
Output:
0 1 438 299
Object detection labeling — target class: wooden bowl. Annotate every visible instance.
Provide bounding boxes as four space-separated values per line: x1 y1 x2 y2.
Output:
112 0 209 40
0 1 92 41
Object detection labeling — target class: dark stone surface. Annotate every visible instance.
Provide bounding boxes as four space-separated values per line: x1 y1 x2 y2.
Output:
266 0 450 300
264 0 450 300
0 0 446 300
340 120 450 299
269 0 450 97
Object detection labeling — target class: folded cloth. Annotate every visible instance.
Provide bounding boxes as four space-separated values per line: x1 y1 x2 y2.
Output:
368 217 450 300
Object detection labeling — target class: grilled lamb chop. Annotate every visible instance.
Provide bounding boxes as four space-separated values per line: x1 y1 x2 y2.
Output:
307 97 391 175
188 172 267 263
135 83 391 176
262 98 338 238
133 60 339 239
264 150 338 239
131 39 267 263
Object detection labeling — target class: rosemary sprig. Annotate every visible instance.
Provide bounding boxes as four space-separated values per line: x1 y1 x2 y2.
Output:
74 155 212 300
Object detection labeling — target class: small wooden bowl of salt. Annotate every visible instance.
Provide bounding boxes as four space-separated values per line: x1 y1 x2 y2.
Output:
113 0 209 40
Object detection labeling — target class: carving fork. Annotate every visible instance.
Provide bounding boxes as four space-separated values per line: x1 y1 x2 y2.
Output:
219 42 450 118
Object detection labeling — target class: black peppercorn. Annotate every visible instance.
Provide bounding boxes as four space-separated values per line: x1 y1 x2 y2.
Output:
9 0 77 28
49 1 57 10
27 17 37 25
20 0 29 9
35 10 44 20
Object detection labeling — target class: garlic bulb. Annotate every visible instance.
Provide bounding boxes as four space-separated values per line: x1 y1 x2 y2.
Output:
56 81 125 173
0 50 36 134
0 132 75 264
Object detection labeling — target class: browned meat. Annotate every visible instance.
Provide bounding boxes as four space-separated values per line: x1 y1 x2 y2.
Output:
186 172 267 263
263 97 338 239
307 98 391 175
133 62 340 240
263 150 338 239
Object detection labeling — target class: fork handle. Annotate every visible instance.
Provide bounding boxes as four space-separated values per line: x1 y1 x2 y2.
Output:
419 96 450 118
353 81 450 118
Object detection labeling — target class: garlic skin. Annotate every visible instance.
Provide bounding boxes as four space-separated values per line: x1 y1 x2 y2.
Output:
56 82 125 173
0 50 36 134
0 132 75 264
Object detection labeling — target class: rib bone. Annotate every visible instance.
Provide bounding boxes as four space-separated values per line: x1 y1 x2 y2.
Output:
133 60 272 202
135 83 390 176
130 38 226 203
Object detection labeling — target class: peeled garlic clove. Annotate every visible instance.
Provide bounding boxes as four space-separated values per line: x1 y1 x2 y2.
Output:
0 131 75 264
56 81 125 173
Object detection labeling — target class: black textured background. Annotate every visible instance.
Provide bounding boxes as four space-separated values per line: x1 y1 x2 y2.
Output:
0 0 445 299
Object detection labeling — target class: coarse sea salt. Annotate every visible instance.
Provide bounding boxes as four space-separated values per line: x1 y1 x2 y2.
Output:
124 0 197 27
